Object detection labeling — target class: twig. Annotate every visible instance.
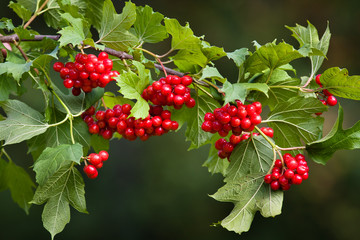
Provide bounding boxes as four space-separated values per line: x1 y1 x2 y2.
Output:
24 0 50 29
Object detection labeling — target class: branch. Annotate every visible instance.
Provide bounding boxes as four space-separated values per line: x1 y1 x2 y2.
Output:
0 34 185 77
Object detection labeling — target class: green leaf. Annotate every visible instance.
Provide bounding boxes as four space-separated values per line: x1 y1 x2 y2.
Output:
33 144 83 185
54 85 103 115
16 0 37 12
32 46 59 74
172 94 221 150
222 81 269 104
0 75 17 101
82 38 105 51
131 5 168 43
307 105 360 164
164 18 201 50
320 67 360 100
253 69 300 110
286 21 330 75
201 41 227 62
266 97 327 152
0 100 49 145
98 0 138 51
57 13 87 48
199 66 226 83
172 48 208 73
0 61 32 82
32 164 87 239
43 0 62 29
211 173 283 234
116 61 150 119
85 0 104 31
227 48 249 67
0 17 15 31
4 161 35 214
212 136 282 234
9 1 32 21
27 110 91 160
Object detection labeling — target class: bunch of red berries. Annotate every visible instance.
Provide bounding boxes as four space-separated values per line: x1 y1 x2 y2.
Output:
142 75 195 109
264 153 309 191
201 100 262 137
53 52 119 96
314 74 337 115
83 150 109 179
215 127 274 161
82 104 179 141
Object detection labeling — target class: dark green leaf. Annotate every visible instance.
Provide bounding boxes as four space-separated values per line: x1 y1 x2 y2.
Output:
211 136 282 234
90 134 109 153
320 67 360 100
164 18 201 50
0 17 15 31
0 74 17 101
202 136 229 175
307 105 360 164
4 161 35 214
27 109 91 160
0 100 49 145
0 158 7 192
286 21 330 75
131 5 168 43
172 48 208 72
172 94 221 150
98 0 138 51
16 0 37 12
33 143 83 185
9 1 32 21
266 97 326 152
85 0 104 31
32 164 87 239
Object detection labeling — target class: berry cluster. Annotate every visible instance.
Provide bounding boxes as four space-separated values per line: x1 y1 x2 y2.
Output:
82 104 179 141
314 74 337 115
264 153 309 191
83 150 109 179
142 75 195 109
215 127 274 161
201 101 262 137
53 52 119 96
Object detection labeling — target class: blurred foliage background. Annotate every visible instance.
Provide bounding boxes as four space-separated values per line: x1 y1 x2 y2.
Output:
1 0 360 239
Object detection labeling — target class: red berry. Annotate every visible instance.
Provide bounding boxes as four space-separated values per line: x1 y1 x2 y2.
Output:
274 159 282 168
53 62 64 72
95 111 106 121
278 175 288 186
72 87 81 96
171 75 182 85
152 116 162 127
291 174 303 185
89 153 102 165
323 89 332 96
296 165 308 175
315 74 321 85
63 79 74 88
173 95 185 106
252 102 262 114
301 172 309 180
284 169 294 180
229 134 241 145
181 75 193 86
222 142 234 153
326 95 337 106
170 121 179 131
230 117 241 127
270 181 280 190
161 84 172 96
271 171 281 180
250 114 262 125
185 98 196 108
89 123 100 134
287 159 298 170
295 154 305 162
84 165 97 176
240 118 251 130
264 174 272 184
99 150 109 161
98 52 108 60
174 84 186 95
103 58 113 71
122 104 132 114
94 162 103 169
101 129 113 139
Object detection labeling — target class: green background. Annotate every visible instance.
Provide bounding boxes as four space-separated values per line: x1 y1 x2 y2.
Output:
1 0 360 239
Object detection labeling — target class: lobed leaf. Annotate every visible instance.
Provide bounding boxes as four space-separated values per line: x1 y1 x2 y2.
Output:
131 5 168 44
33 143 83 185
320 67 360 100
222 81 269 104
57 13 87 48
115 61 150 119
0 61 32 82
0 75 17 101
307 105 360 164
98 0 138 51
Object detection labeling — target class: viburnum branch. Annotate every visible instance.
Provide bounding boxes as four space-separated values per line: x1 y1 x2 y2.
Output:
101 97 107 109
156 58 168 77
23 0 50 29
277 146 306 151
